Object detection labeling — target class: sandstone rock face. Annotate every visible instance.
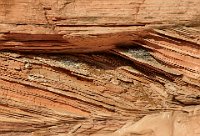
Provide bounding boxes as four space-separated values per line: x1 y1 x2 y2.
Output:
0 0 200 136
0 0 200 52
106 108 200 136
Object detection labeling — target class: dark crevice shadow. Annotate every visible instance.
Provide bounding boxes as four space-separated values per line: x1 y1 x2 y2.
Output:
0 44 177 82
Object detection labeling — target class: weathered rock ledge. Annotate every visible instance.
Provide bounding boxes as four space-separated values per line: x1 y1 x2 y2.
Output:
0 0 200 136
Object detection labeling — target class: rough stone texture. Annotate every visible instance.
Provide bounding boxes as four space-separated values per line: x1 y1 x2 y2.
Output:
0 0 200 52
0 0 200 136
0 27 200 135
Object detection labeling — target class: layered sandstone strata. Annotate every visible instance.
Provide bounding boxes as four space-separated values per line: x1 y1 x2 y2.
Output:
0 0 200 136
